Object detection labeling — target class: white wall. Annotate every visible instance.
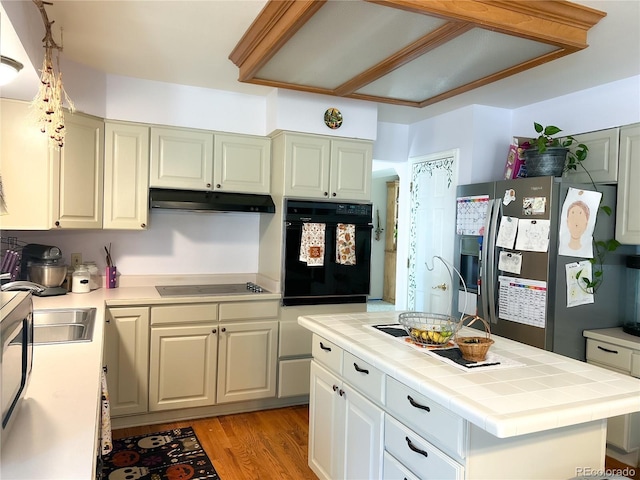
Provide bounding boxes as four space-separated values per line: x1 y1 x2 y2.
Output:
12 211 261 275
265 89 378 140
105 75 267 135
512 76 640 136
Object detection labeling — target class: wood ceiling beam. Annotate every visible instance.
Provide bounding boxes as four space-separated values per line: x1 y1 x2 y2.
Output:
347 46 576 107
367 0 606 49
230 0 607 109
334 21 473 97
228 0 326 81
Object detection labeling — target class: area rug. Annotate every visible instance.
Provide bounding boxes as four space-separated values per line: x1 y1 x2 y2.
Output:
101 426 221 480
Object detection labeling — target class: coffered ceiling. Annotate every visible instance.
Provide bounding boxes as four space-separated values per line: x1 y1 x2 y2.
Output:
1 0 638 124
230 0 605 108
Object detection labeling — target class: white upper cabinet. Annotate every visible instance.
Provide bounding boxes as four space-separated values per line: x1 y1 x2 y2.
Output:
330 139 372 201
57 111 105 229
149 126 214 190
275 132 372 201
0 99 58 230
616 123 640 244
565 128 619 184
213 133 271 194
104 121 150 230
150 127 271 194
0 99 104 230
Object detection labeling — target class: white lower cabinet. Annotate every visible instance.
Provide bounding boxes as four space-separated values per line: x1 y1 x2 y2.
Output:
147 300 279 412
103 307 150 416
383 451 419 480
309 360 384 480
217 320 278 403
149 323 218 411
384 415 464 480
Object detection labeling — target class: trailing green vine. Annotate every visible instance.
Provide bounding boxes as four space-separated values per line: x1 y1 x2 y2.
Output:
527 123 620 294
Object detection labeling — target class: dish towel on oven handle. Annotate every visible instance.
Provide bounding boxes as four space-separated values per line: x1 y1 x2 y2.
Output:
299 222 325 266
336 223 356 265
101 368 113 455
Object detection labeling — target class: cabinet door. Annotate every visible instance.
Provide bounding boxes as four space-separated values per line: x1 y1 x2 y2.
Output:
216 320 278 403
0 99 58 229
616 123 640 244
283 134 331 198
213 134 271 194
149 324 217 411
565 128 619 183
149 127 214 190
309 361 345 480
104 122 150 229
57 112 104 228
330 139 372 201
343 385 384 480
103 307 150 417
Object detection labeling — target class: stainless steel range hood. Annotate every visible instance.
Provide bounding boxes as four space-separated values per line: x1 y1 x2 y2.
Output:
149 188 275 213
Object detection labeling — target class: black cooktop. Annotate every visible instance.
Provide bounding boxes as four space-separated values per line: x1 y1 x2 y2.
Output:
155 283 268 297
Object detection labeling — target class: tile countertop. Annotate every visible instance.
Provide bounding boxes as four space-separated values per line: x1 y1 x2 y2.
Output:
298 311 640 439
0 279 280 480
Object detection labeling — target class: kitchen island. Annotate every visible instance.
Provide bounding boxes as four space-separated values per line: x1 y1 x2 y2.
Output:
299 311 640 479
0 278 281 480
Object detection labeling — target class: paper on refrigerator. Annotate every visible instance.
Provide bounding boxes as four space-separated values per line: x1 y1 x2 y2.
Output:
565 260 595 307
515 219 550 252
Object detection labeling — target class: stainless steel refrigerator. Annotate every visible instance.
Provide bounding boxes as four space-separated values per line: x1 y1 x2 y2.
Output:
453 175 632 361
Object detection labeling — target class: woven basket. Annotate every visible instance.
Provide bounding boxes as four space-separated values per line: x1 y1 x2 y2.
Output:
455 316 494 362
398 312 458 346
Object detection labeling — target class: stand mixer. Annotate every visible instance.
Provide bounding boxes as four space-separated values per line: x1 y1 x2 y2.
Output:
2 244 68 296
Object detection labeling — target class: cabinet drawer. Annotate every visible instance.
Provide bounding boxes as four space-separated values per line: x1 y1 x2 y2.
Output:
312 335 342 375
151 304 218 325
384 415 464 480
386 377 466 460
219 300 279 321
278 358 311 398
383 451 419 480
586 339 633 373
343 351 385 405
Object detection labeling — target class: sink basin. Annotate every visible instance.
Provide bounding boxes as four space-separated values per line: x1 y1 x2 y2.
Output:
33 308 97 344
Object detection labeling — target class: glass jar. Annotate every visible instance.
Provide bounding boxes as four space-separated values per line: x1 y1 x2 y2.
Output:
72 265 91 294
85 261 100 290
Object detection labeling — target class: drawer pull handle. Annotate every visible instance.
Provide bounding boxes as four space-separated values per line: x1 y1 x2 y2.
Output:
339 389 345 397
320 342 332 352
353 363 369 374
407 395 430 412
405 436 428 458
333 385 339 392
597 345 619 354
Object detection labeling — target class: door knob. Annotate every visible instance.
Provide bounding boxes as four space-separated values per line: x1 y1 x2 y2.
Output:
432 283 448 291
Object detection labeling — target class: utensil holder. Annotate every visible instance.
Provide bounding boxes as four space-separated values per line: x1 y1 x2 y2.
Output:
455 316 494 362
106 266 117 289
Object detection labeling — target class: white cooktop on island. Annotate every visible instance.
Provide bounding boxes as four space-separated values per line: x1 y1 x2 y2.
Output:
298 311 640 438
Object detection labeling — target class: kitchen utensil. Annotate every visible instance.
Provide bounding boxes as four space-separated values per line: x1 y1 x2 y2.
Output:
104 244 113 267
455 316 494 362
28 262 68 287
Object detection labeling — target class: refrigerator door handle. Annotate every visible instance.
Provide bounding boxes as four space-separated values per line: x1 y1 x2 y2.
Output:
479 199 493 322
486 199 501 323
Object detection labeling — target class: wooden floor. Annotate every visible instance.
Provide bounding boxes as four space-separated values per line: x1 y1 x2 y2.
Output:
114 405 638 479
112 405 317 480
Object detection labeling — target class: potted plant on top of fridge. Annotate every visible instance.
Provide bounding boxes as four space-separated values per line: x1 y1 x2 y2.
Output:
522 122 620 294
522 123 590 179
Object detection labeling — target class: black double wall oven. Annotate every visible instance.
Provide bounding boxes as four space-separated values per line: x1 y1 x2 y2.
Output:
282 200 373 306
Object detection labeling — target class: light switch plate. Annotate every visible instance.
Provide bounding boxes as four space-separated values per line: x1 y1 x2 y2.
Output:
71 253 82 267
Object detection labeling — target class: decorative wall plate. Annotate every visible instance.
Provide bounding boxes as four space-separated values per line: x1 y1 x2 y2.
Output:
324 108 343 129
